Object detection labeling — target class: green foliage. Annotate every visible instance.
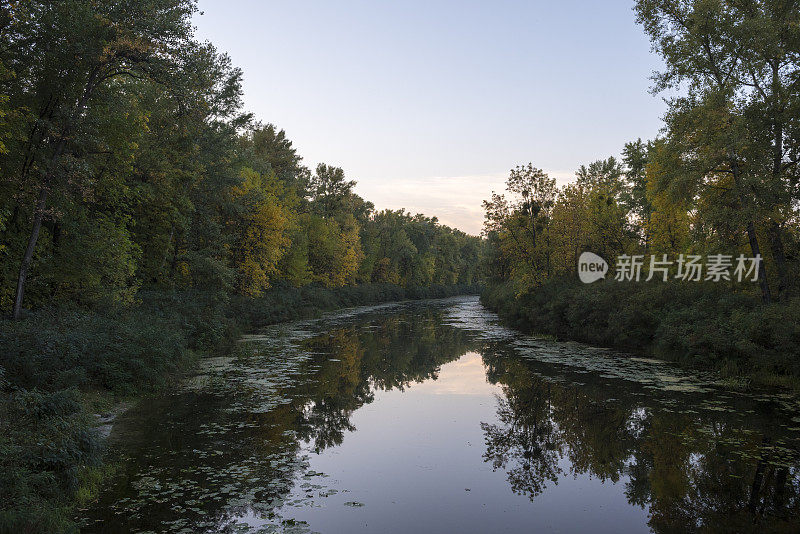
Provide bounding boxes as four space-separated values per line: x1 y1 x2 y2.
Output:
0 293 231 395
361 209 481 288
0 290 237 531
482 280 800 380
0 0 485 316
306 163 359 219
483 162 639 288
633 0 800 302
0 389 99 534
229 168 292 296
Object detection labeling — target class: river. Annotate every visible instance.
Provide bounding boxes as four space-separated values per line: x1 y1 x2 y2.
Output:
79 296 800 533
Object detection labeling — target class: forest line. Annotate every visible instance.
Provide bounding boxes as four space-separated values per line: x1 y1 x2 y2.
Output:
0 1 482 321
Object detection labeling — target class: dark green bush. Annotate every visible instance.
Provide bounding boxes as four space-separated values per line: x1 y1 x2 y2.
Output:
0 290 232 532
0 389 99 534
0 293 229 395
482 279 800 379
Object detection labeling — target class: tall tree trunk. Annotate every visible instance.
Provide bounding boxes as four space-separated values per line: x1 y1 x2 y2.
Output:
767 221 788 300
746 221 772 304
12 186 49 319
769 106 789 300
155 223 175 284
11 66 100 318
13 135 68 318
731 158 772 304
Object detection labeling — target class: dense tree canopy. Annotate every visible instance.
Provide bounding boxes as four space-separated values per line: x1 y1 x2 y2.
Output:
0 1 483 316
484 0 800 304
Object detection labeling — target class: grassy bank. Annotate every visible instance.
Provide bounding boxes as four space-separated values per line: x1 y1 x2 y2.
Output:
0 283 479 533
482 279 800 388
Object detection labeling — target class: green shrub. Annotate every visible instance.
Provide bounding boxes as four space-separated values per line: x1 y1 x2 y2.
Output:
0 389 99 534
483 279 800 381
0 290 233 532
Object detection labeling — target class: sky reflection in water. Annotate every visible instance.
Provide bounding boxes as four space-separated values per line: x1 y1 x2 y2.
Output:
80 297 800 534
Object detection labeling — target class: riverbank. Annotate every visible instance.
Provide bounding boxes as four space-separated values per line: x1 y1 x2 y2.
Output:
0 283 479 534
481 279 800 390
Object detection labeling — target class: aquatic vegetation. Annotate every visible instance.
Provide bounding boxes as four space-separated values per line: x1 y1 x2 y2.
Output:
78 298 800 533
481 280 800 387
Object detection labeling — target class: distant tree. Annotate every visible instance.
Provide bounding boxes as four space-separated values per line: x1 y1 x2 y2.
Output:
229 168 291 296
307 163 358 219
576 157 625 199
621 139 654 248
240 123 305 187
483 164 557 286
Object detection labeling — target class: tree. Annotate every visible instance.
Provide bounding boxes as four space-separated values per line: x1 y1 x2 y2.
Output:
228 168 291 296
304 213 363 287
240 123 305 187
575 158 634 261
482 165 557 287
645 143 692 255
1 0 205 317
549 183 590 275
306 163 358 219
634 0 800 301
576 157 625 199
621 139 654 249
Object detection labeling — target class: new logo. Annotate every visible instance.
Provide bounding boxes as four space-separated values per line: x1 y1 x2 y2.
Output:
578 252 608 284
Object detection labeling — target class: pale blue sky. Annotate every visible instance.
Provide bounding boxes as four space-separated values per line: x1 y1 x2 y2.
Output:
194 0 666 234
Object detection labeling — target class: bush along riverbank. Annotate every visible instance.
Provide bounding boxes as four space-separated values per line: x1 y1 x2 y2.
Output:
481 279 800 389
0 283 479 534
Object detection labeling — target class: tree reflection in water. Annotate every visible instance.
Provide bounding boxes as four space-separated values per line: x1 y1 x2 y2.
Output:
80 302 800 534
293 312 476 452
81 306 477 533
480 344 800 533
481 381 563 499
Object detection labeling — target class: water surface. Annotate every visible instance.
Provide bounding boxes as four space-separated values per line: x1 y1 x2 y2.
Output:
80 297 800 533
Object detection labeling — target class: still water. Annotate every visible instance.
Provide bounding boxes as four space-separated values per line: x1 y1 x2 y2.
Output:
81 297 800 533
